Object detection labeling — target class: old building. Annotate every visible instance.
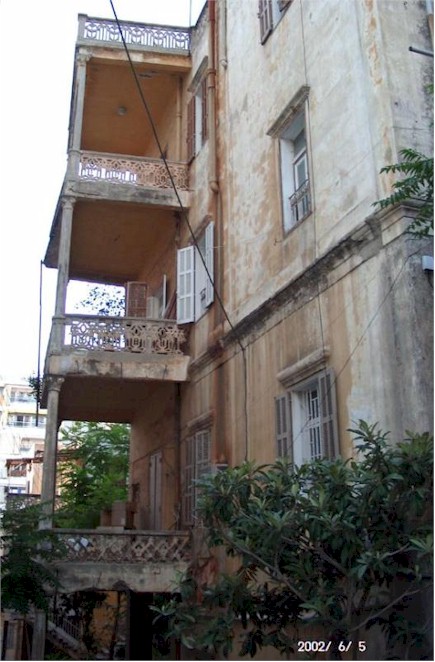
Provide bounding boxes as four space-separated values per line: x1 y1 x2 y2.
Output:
31 0 433 658
0 380 47 508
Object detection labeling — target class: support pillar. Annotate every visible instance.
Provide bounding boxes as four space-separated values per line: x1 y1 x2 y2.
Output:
54 197 75 319
67 54 88 178
40 376 64 524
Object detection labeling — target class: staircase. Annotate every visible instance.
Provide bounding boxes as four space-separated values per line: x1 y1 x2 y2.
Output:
46 611 87 660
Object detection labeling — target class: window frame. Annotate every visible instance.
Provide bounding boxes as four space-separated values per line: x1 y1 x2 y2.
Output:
187 75 208 161
279 109 312 233
258 0 294 43
275 369 339 465
182 429 212 526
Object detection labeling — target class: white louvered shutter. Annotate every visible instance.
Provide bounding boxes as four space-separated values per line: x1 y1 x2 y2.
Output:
319 369 339 459
177 246 195 323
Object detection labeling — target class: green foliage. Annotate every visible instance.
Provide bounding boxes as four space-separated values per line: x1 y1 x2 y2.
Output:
56 422 129 529
1 502 65 614
155 422 433 658
78 284 125 316
375 148 434 237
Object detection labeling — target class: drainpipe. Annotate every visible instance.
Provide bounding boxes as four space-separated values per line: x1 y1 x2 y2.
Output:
208 0 219 195
177 76 183 160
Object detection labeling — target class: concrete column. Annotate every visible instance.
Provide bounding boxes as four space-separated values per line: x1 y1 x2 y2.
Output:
54 197 75 318
31 611 47 661
68 54 88 178
40 376 64 525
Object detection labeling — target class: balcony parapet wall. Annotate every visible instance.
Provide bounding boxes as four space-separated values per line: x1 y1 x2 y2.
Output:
78 14 191 52
75 151 189 191
50 315 186 356
54 529 191 564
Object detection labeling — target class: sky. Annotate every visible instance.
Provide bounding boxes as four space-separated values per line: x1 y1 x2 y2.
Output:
0 0 204 383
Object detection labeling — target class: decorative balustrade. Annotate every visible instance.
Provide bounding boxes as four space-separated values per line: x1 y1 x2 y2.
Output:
79 15 190 51
58 315 186 355
54 530 191 564
78 151 189 191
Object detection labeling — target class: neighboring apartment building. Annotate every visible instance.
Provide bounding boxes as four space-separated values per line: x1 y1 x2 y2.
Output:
30 0 433 659
0 380 47 508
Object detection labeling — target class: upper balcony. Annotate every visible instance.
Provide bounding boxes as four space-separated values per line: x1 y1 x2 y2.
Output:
44 15 192 282
77 14 191 55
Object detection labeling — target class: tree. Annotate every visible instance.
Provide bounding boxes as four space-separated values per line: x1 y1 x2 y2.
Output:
1 502 65 614
155 422 433 659
78 284 125 316
375 148 433 237
56 422 129 529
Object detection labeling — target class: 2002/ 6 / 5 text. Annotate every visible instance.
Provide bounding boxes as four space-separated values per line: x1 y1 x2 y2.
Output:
297 640 367 653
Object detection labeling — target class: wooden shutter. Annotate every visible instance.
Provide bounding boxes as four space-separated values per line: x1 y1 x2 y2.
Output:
205 221 214 307
195 430 211 480
319 369 339 459
201 77 208 143
275 394 292 461
177 246 195 323
125 282 148 317
187 95 196 162
183 438 195 525
149 451 162 530
258 0 273 43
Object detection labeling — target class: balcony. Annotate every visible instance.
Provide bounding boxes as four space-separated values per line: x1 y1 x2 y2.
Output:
64 150 190 210
52 529 191 592
43 315 190 420
51 314 186 356
78 14 191 53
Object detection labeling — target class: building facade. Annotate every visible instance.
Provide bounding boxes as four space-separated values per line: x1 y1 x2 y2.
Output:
0 380 47 508
35 0 433 658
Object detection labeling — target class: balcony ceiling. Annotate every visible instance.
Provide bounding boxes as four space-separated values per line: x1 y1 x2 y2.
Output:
82 61 180 156
64 200 177 284
58 377 173 423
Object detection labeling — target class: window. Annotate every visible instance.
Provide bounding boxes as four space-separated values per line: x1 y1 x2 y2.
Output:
7 414 42 428
10 389 35 403
279 110 311 232
183 430 211 525
275 369 338 465
187 76 208 161
258 0 293 42
177 222 214 323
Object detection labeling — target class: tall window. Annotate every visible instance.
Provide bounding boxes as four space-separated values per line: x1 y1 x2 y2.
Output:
187 77 208 162
177 221 214 323
275 369 338 465
183 430 211 525
279 110 311 232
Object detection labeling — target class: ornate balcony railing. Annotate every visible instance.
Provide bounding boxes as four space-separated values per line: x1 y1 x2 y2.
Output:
78 15 191 52
56 315 186 355
289 179 311 224
78 151 189 191
54 530 191 564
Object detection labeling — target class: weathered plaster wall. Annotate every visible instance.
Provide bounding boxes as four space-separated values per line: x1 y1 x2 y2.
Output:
215 0 433 323
130 383 179 529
